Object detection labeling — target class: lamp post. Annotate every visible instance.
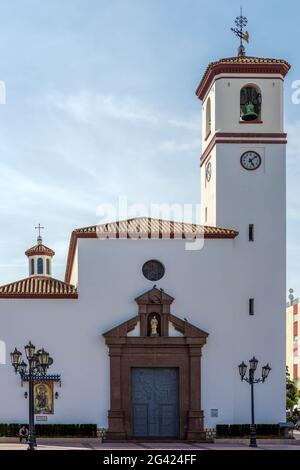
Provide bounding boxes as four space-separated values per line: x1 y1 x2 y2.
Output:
238 357 271 448
10 342 53 451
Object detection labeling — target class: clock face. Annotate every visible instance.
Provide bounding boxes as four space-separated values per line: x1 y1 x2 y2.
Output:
142 260 165 281
206 162 212 182
240 151 262 171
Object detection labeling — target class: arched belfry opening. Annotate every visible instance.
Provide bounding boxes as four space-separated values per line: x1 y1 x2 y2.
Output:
205 97 212 137
240 84 262 122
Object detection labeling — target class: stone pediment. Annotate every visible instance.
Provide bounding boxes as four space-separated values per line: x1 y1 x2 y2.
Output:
135 287 174 306
103 313 208 340
168 314 208 339
104 315 139 338
103 287 208 340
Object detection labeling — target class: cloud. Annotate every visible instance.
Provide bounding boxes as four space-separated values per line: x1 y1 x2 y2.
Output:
44 90 200 131
167 118 199 131
157 139 200 153
45 91 159 125
0 160 96 214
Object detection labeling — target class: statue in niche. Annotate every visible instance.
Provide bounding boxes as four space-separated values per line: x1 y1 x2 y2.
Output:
150 315 159 336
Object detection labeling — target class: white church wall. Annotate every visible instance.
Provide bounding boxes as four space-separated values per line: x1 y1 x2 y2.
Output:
200 147 217 227
77 236 285 427
0 234 286 428
76 237 237 429
215 141 286 424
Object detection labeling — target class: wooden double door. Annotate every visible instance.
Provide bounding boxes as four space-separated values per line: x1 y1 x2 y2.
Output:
131 368 179 438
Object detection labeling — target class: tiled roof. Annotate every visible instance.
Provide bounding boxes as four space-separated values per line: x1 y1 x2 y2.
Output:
0 276 77 299
196 55 291 100
74 217 238 239
65 217 239 283
25 244 55 257
211 56 291 66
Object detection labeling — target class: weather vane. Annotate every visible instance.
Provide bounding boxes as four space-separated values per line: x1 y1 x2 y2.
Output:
231 7 249 57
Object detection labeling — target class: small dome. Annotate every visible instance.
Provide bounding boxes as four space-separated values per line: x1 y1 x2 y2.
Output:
25 227 54 277
25 244 55 258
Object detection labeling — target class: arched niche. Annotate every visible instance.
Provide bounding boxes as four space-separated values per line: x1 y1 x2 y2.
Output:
147 313 161 336
205 97 212 137
240 84 262 122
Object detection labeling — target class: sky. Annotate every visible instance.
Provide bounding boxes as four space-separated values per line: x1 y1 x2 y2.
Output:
0 0 299 297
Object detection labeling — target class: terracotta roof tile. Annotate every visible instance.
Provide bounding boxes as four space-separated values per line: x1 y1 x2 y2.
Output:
74 217 238 239
212 56 291 66
0 276 77 299
196 55 291 100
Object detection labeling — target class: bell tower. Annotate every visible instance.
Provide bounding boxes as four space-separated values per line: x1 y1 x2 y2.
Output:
196 21 290 233
195 13 291 424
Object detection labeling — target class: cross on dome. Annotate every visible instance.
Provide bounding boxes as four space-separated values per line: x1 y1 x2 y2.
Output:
35 223 45 245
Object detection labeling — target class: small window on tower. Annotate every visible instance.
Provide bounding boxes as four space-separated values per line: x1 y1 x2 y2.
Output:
249 224 254 242
205 207 208 223
46 259 50 275
37 258 44 275
205 98 211 138
249 298 255 316
240 85 262 122
30 258 34 276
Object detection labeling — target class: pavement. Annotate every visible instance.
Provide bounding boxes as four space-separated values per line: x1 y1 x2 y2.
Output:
1 438 300 451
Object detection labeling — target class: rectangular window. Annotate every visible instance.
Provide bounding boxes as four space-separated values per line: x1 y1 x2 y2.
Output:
205 207 208 222
37 258 44 275
249 224 254 241
30 258 34 276
249 298 255 316
294 304 299 315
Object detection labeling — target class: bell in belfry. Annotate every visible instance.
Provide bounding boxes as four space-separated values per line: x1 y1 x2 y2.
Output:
241 101 258 121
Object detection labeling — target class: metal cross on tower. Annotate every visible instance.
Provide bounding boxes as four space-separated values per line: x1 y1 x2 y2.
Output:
35 224 44 244
231 7 249 57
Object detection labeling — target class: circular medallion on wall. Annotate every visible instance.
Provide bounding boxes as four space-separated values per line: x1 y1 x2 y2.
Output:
240 151 262 171
142 260 165 281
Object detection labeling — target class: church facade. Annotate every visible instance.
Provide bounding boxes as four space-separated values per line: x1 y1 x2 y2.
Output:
0 53 290 439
